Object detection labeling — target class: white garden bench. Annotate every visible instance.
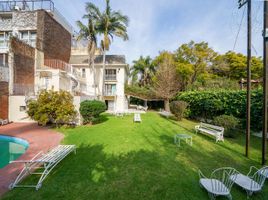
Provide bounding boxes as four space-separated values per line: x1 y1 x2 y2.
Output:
195 122 224 142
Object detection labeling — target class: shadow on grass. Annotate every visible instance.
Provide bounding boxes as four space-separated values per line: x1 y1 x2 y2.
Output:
3 142 267 200
93 114 109 125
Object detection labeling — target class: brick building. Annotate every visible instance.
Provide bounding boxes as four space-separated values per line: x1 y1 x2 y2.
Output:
0 0 80 122
0 0 129 123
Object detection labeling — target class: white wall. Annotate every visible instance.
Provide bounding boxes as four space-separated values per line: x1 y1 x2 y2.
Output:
9 96 34 122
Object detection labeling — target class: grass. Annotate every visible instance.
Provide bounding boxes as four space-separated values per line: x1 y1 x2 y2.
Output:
2 112 268 200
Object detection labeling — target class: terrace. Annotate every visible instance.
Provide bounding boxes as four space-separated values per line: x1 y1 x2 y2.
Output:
0 0 73 33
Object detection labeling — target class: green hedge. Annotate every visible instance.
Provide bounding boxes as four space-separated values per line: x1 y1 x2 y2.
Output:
80 100 106 124
177 89 263 131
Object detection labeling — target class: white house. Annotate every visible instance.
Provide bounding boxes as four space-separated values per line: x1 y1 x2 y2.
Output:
69 47 129 113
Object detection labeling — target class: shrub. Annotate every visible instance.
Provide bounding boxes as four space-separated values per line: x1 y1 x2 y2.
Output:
170 101 188 120
27 90 77 126
80 100 106 124
213 115 240 138
177 89 262 131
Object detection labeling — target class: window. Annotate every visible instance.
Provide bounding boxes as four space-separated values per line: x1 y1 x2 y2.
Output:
20 106 26 111
0 32 10 49
0 54 8 66
105 69 116 81
20 31 36 47
105 84 116 96
82 68 86 78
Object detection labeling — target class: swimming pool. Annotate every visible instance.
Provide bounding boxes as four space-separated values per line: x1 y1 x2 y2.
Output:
0 135 29 169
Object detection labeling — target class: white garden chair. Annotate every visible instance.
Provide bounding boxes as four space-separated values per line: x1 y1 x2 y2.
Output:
230 166 268 198
199 167 237 200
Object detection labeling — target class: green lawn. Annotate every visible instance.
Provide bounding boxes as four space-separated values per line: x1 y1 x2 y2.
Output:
3 112 268 200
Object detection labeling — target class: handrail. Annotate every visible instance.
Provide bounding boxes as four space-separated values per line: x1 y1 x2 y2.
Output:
0 0 54 12
44 59 82 80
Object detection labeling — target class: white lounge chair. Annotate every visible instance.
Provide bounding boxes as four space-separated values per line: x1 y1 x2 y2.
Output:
230 166 268 198
199 167 237 200
9 145 76 190
133 113 141 123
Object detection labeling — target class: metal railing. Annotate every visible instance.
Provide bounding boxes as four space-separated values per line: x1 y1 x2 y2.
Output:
44 59 82 81
104 90 116 96
0 0 54 12
44 59 72 73
0 41 9 49
105 74 117 81
0 0 73 33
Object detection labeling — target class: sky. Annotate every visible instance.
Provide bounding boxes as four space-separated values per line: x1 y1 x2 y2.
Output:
53 0 264 64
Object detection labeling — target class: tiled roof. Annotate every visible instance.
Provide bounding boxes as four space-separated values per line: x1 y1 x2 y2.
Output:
69 55 126 65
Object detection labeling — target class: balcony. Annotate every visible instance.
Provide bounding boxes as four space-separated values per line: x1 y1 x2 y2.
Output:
104 90 116 96
0 0 54 12
0 41 8 50
0 0 72 33
105 74 117 81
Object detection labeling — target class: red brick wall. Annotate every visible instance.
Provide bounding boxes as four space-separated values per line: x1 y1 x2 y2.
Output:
36 10 71 63
11 38 35 86
0 81 8 119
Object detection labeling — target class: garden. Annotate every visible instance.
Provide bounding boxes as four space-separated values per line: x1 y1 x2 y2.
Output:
2 112 268 200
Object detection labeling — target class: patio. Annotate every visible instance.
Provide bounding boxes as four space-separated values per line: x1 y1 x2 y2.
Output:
0 123 63 196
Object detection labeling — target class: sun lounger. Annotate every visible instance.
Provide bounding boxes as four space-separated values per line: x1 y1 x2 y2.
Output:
133 113 141 123
9 145 76 190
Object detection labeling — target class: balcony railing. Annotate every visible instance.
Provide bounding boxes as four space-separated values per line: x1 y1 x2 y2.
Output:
105 74 116 81
0 0 54 12
0 0 73 33
44 59 82 81
0 41 9 49
104 90 116 96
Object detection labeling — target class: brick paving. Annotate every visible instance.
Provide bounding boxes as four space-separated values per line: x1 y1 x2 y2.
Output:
0 123 63 197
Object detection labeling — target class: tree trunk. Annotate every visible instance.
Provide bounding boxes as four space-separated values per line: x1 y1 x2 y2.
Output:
102 49 106 98
164 99 170 112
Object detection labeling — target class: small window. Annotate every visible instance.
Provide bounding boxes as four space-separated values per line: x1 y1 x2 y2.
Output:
20 106 26 111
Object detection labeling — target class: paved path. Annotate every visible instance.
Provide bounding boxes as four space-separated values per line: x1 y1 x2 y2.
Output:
0 123 63 197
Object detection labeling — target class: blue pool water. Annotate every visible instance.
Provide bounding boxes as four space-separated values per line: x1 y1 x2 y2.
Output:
0 135 29 168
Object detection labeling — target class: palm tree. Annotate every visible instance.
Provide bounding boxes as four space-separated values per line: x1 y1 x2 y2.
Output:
131 56 155 86
76 2 101 98
97 0 129 96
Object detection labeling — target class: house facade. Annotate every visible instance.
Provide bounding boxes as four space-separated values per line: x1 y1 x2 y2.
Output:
0 0 129 123
70 47 129 112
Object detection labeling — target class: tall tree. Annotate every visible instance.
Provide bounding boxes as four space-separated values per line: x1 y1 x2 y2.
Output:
76 2 101 98
175 41 217 85
97 0 129 96
211 51 263 80
153 52 180 111
131 56 155 86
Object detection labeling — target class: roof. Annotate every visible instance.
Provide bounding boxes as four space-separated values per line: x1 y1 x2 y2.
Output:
69 55 126 65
